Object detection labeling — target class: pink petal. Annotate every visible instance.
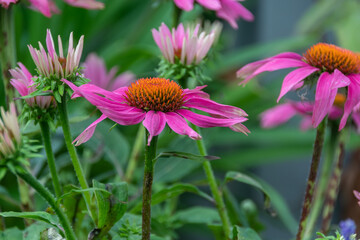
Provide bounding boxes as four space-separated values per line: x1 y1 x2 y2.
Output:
216 0 254 28
178 109 247 128
260 103 298 128
63 0 104 9
173 0 194 11
196 0 221 10
339 75 360 130
277 66 319 102
300 116 313 131
0 0 17 8
73 114 107 146
28 0 52 17
165 112 201 140
110 71 136 91
142 111 167 145
46 29 56 61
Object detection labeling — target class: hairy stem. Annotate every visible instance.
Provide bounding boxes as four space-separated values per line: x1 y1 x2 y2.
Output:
58 94 95 221
39 121 62 198
142 131 158 240
125 125 145 182
194 125 231 239
296 119 326 240
16 169 76 240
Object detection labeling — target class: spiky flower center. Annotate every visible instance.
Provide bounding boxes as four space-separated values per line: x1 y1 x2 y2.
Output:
124 78 184 112
303 43 360 75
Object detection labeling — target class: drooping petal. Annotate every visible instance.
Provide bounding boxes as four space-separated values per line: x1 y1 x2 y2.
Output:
260 103 298 128
277 66 319 102
299 116 313 131
143 111 167 145
28 0 52 17
173 0 194 11
73 114 107 146
165 112 201 140
339 75 360 130
196 0 221 10
216 0 254 28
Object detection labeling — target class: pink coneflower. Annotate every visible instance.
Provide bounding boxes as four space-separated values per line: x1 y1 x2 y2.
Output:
260 94 360 133
152 23 216 65
62 77 249 145
173 0 253 29
353 190 360 207
10 63 54 109
0 103 20 160
237 43 360 130
83 53 135 91
0 0 17 8
28 29 84 79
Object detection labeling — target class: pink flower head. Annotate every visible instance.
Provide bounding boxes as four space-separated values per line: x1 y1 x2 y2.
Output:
0 103 21 160
353 190 360 207
82 53 135 91
173 0 253 29
10 63 54 109
0 0 17 9
237 43 360 130
62 77 249 146
260 94 360 132
152 22 217 65
28 29 84 79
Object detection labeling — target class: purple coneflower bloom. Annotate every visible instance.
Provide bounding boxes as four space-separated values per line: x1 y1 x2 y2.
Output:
83 53 135 91
0 0 16 8
28 29 84 79
173 0 253 29
237 43 360 130
152 23 216 65
62 77 249 146
10 63 54 109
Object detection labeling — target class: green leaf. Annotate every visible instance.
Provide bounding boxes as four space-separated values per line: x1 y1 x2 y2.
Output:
0 211 59 228
93 180 128 234
0 227 22 240
20 90 52 99
172 207 220 225
57 186 110 204
131 183 213 213
24 222 58 240
156 151 219 163
232 226 262 240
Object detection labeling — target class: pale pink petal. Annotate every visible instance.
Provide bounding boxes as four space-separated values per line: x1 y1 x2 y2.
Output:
196 0 221 10
174 0 194 11
339 75 360 130
110 72 136 90
142 111 167 145
46 29 56 60
299 116 313 131
260 103 298 128
63 0 104 9
277 66 319 102
28 0 52 17
0 0 17 9
73 114 107 146
229 123 250 135
165 112 201 140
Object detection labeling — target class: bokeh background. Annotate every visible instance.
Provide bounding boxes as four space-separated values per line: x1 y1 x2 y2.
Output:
2 0 360 239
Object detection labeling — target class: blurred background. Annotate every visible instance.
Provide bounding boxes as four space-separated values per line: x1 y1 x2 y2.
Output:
2 0 360 239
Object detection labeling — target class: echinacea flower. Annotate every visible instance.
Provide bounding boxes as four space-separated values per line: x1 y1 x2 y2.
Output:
173 0 253 29
28 29 84 79
339 219 356 240
83 53 135 91
260 94 360 132
152 23 216 65
0 103 20 160
354 190 360 207
237 43 360 130
62 77 249 145
10 63 54 109
0 0 17 9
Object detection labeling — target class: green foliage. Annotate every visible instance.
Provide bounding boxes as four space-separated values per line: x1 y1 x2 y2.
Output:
232 226 262 240
0 211 59 229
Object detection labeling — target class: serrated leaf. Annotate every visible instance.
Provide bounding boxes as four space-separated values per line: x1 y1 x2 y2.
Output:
54 92 61 103
156 151 219 163
0 211 59 228
232 226 262 240
58 84 64 96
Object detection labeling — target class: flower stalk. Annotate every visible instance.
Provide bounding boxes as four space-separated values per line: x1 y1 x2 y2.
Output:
0 7 16 108
194 125 231 239
39 120 62 197
58 94 95 221
125 125 145 182
142 131 158 240
16 169 76 240
296 119 327 240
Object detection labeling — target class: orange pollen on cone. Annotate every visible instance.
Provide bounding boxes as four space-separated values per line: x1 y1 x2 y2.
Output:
333 93 346 108
174 48 182 58
303 43 360 75
58 57 67 69
124 78 184 112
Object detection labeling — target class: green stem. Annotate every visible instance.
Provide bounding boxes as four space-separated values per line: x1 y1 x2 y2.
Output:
296 119 327 240
0 7 16 108
39 121 62 198
58 94 95 221
194 125 231 239
16 169 76 240
303 122 339 240
125 125 145 182
142 131 158 240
